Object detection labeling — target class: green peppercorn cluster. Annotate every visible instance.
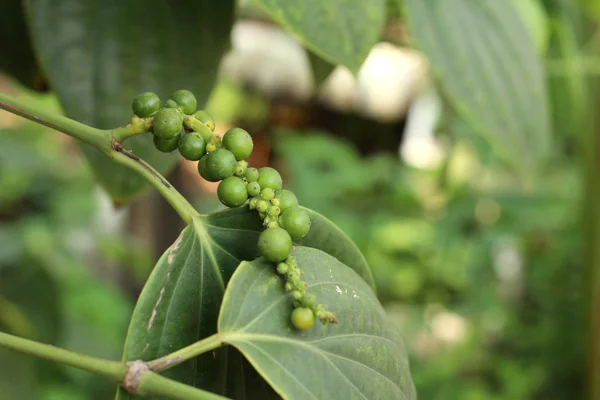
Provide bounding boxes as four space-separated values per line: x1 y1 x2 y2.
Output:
131 90 337 330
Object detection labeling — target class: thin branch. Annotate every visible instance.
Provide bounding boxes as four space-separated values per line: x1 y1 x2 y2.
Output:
0 93 199 224
148 333 224 372
0 332 228 400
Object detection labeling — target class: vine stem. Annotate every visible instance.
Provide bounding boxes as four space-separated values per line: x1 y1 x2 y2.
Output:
0 331 227 400
148 333 224 372
0 93 199 224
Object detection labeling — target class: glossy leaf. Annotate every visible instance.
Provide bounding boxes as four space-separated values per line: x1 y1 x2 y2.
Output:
218 246 416 399
403 0 551 174
307 50 335 87
26 0 235 203
255 0 386 73
119 206 374 397
0 0 45 90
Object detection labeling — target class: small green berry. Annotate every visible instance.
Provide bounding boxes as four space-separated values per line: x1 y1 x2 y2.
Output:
153 134 180 153
198 155 220 182
301 293 316 308
170 89 197 115
275 189 299 212
165 99 178 108
132 92 160 117
249 197 259 210
247 182 261 197
276 262 288 274
258 167 282 190
222 128 253 161
218 177 248 208
205 148 237 180
193 110 215 131
258 227 292 262
280 207 311 240
244 168 259 182
291 307 315 330
256 199 269 213
235 160 248 177
286 256 296 266
153 108 183 139
285 282 293 291
292 291 303 301
268 206 281 216
178 132 206 161
271 198 280 206
261 188 275 201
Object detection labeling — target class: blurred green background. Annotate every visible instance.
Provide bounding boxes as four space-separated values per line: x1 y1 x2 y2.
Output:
0 0 598 399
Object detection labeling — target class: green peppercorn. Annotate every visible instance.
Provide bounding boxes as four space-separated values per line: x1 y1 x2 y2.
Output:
257 167 282 190
276 262 288 274
132 92 160 117
198 155 220 182
153 134 180 153
256 199 269 213
153 108 183 139
244 167 259 182
291 307 315 330
261 188 275 201
249 197 259 210
275 189 299 212
268 206 281 216
258 227 292 262
247 182 261 197
170 89 197 115
218 177 248 208
204 148 237 180
279 206 311 240
222 127 253 161
178 132 206 161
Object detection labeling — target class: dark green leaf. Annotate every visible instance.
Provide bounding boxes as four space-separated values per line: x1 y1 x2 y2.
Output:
403 0 551 174
255 0 386 73
0 0 45 90
307 50 335 87
218 246 416 400
118 206 374 398
26 0 235 203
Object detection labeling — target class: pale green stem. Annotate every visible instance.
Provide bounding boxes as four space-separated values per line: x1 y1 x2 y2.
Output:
0 331 126 381
0 332 227 399
0 93 199 224
148 333 224 372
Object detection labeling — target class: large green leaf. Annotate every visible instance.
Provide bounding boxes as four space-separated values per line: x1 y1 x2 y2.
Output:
0 0 45 90
26 0 235 203
119 206 374 398
218 246 416 399
403 0 551 174
255 0 386 73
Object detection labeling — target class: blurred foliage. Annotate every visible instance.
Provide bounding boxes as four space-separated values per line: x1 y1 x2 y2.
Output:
275 128 584 399
0 89 136 398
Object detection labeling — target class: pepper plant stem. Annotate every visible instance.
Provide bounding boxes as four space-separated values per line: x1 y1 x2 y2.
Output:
148 333 223 372
0 93 198 224
0 332 227 400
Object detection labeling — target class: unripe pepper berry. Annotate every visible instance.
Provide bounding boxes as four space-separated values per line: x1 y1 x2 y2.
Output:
170 89 197 115
258 227 292 262
257 167 282 190
291 307 315 330
279 207 311 240
153 108 183 139
222 127 253 161
218 177 248 208
178 132 206 161
132 92 160 117
153 134 180 153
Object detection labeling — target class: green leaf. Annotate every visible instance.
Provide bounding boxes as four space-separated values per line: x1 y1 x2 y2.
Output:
218 246 416 399
26 0 235 203
307 50 335 87
403 0 551 175
255 0 386 73
118 206 374 398
0 0 45 91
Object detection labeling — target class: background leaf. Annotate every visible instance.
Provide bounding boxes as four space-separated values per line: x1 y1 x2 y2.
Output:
403 0 551 175
118 206 374 398
0 0 45 91
25 0 235 203
218 246 416 400
255 0 386 73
